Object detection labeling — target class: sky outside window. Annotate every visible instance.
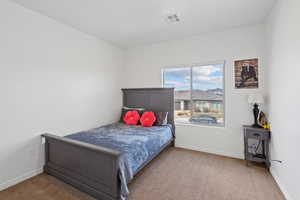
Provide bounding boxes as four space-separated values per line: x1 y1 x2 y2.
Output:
164 64 223 91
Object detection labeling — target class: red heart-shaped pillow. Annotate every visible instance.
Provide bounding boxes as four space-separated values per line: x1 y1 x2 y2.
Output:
140 112 156 127
123 110 140 125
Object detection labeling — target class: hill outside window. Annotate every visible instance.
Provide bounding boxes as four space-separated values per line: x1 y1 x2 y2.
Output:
162 61 225 126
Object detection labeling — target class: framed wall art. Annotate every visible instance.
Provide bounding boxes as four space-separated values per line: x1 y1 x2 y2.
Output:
234 58 259 89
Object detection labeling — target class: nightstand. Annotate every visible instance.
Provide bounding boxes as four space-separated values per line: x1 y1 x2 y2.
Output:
243 125 271 169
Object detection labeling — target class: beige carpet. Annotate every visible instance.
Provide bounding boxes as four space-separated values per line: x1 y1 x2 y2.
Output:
0 148 285 200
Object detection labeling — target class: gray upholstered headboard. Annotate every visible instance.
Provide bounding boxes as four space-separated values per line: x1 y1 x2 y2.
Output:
122 88 175 133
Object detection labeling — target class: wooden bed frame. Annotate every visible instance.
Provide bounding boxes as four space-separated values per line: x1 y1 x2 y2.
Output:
42 88 175 200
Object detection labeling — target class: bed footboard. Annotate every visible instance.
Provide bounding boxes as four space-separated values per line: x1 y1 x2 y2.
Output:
42 133 121 200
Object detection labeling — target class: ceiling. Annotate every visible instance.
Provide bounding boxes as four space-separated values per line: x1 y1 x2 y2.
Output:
12 0 276 48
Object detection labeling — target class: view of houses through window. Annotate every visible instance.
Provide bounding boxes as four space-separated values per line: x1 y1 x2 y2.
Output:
163 62 224 126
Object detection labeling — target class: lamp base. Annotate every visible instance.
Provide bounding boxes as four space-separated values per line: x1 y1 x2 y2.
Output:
252 103 262 129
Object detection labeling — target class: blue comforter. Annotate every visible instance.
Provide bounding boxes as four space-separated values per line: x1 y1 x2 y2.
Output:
65 122 173 199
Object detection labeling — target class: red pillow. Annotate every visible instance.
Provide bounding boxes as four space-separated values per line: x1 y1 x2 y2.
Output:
140 112 156 127
123 110 140 125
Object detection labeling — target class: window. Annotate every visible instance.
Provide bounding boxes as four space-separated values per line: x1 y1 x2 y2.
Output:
163 62 224 126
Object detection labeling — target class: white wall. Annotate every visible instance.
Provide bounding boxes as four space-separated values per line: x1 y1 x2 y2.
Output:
266 0 300 200
0 0 123 190
124 24 267 159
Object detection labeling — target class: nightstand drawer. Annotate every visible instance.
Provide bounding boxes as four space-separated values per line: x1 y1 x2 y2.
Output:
244 129 270 139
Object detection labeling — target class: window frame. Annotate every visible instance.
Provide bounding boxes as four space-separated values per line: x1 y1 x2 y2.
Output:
162 60 226 128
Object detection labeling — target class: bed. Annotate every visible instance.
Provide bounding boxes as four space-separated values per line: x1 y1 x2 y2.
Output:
42 88 175 200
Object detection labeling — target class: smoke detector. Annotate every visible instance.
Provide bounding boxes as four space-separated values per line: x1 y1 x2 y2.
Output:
165 13 180 23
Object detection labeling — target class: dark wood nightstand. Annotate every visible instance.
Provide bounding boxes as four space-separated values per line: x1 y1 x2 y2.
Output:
243 125 271 169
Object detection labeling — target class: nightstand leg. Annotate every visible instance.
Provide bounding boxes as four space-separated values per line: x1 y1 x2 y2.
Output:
266 161 271 171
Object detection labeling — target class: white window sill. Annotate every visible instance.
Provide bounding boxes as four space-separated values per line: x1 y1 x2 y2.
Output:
175 122 225 129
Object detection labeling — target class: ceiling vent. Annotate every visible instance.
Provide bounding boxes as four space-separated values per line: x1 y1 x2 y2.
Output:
165 14 180 23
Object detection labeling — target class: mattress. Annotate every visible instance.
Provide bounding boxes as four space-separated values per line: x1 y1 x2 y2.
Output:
65 122 173 198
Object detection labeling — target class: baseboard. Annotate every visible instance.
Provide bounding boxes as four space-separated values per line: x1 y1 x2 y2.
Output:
175 143 243 160
270 167 293 200
0 167 43 191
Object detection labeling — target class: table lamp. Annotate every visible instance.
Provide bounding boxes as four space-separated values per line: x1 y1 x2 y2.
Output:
248 93 264 128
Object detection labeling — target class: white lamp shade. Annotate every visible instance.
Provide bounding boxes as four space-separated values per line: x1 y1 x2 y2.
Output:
248 93 264 104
